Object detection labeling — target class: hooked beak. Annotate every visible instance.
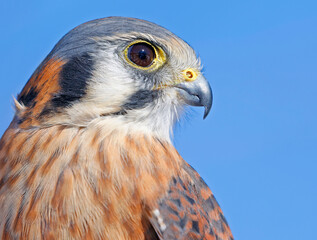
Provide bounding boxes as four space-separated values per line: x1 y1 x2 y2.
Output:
175 75 213 119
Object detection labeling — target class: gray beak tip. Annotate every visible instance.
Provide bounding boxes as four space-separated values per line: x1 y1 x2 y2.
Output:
203 89 213 119
203 110 209 119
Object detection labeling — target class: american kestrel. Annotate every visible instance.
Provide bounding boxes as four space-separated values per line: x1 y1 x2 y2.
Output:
0 17 233 239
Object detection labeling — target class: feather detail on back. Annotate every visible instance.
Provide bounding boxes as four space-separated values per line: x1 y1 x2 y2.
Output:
147 163 233 240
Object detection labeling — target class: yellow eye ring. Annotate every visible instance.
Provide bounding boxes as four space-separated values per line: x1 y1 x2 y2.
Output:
124 40 166 71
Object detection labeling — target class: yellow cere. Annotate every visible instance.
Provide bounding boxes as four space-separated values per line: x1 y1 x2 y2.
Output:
182 68 198 82
153 68 200 90
124 40 166 71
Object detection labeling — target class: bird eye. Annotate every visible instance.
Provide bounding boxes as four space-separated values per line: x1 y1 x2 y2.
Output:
127 42 155 68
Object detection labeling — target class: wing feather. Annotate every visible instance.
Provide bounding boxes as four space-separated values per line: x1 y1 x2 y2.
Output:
146 163 233 240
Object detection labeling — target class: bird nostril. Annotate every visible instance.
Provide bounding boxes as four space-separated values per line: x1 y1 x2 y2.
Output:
186 71 193 79
183 68 198 82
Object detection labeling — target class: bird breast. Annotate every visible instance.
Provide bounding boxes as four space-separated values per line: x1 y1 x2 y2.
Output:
0 123 183 239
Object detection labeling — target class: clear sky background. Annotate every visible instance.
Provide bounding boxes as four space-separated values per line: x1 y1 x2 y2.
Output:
0 1 316 239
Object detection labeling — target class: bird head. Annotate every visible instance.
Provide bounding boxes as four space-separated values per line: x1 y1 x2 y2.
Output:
16 17 212 141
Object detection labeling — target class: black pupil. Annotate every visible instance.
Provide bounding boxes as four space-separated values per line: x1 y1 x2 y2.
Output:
139 50 147 60
128 43 155 67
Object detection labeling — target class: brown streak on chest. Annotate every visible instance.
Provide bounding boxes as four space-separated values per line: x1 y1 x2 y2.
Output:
0 125 182 239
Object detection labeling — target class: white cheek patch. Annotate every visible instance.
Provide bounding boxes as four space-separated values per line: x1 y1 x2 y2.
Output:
90 50 136 108
153 209 167 231
64 49 137 125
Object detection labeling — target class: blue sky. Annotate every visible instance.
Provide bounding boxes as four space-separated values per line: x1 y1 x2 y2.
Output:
1 0 316 239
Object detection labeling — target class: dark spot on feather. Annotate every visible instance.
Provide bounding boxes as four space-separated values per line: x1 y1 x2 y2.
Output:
51 53 94 109
173 198 182 207
178 178 187 191
39 106 53 117
18 86 38 107
172 177 177 185
179 216 187 229
185 195 196 205
220 212 229 227
166 206 179 217
205 196 215 210
100 109 127 117
192 220 199 233
0 177 6 191
122 89 159 111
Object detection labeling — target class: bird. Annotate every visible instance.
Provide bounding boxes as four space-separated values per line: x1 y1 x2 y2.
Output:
0 17 233 240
